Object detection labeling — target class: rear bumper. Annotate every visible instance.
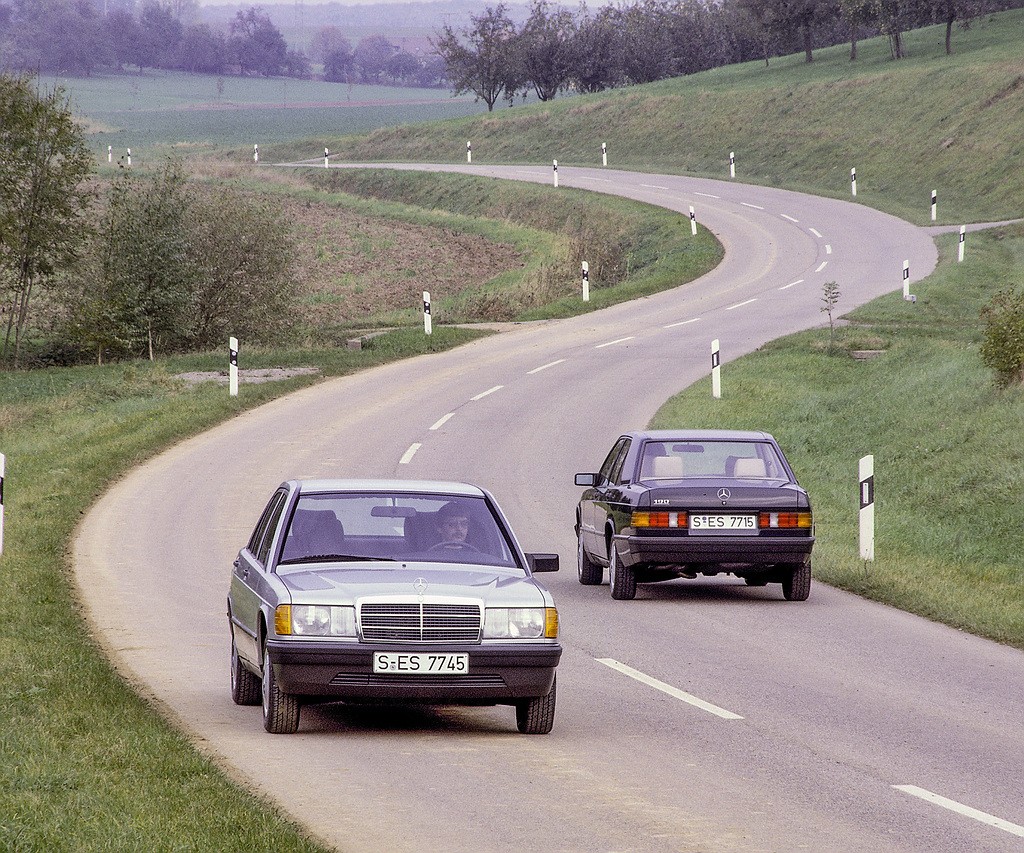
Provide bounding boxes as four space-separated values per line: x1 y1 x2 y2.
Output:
267 640 561 702
618 533 814 569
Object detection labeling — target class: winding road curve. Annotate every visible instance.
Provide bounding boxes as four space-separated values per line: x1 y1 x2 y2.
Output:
74 165 1024 852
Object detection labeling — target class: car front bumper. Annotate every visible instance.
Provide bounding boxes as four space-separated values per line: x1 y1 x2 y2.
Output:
267 640 561 702
617 533 814 569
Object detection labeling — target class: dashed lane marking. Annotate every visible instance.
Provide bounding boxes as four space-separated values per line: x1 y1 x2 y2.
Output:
597 659 744 720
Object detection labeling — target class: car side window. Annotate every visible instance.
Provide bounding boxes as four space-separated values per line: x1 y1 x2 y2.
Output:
598 438 628 486
255 490 288 567
609 439 633 484
247 492 280 555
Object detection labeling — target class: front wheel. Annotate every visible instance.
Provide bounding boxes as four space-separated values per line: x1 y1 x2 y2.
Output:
577 534 603 585
262 645 300 733
609 544 636 600
516 676 556 734
781 561 812 601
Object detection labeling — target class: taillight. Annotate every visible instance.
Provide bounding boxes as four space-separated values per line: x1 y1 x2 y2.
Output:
632 511 688 528
758 511 812 529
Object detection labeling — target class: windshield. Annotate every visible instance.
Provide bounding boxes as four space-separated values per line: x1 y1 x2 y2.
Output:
636 440 787 481
277 492 521 569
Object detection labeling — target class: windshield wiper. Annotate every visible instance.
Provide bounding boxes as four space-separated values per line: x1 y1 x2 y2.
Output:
278 554 399 565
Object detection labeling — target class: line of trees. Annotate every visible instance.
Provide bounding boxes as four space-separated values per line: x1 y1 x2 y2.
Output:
435 0 1023 110
0 74 298 368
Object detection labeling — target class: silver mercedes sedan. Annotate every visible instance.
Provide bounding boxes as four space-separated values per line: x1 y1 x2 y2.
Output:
227 479 561 734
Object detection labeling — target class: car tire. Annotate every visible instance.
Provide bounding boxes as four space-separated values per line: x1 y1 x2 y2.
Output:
577 534 603 585
609 545 636 600
781 561 812 601
516 676 556 734
262 644 300 734
230 635 261 706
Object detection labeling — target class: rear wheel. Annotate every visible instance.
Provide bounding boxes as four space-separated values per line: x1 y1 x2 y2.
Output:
577 534 603 585
230 634 261 706
781 561 812 601
516 676 556 734
609 545 636 600
262 645 300 733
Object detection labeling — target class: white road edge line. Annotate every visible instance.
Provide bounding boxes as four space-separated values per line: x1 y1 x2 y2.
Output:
471 385 504 401
815 261 829 273
809 227 823 238
528 359 566 374
781 214 800 223
726 298 757 311
399 443 421 465
429 413 455 431
664 318 701 328
640 183 669 189
597 659 744 720
780 279 804 291
741 202 765 210
892 786 1024 838
595 336 635 349
826 244 833 254
695 192 720 199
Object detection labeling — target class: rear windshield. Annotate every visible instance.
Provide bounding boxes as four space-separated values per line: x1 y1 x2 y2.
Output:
636 440 787 481
278 492 520 568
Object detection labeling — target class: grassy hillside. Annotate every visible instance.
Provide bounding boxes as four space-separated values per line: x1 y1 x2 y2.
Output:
281 9 1024 225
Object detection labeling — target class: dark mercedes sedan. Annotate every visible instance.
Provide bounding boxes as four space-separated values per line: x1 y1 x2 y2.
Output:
574 430 814 601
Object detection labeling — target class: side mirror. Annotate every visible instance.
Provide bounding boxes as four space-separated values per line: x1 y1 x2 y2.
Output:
526 553 559 573
574 473 597 487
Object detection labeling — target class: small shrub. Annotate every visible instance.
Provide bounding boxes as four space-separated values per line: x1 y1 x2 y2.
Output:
980 287 1024 387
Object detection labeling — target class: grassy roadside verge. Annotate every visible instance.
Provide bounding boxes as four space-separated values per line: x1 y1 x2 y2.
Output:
274 10 1024 225
0 329 483 850
651 224 1024 649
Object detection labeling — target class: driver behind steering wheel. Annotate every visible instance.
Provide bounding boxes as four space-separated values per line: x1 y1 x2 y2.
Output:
435 502 471 549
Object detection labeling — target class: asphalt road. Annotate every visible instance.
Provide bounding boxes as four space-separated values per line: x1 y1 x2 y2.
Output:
74 165 1024 852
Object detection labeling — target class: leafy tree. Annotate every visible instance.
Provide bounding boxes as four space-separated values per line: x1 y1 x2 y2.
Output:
384 50 421 85
0 75 93 367
138 1 184 68
433 4 521 111
518 0 577 101
323 44 355 82
105 8 145 70
619 0 676 83
174 23 226 74
569 6 624 92
838 0 877 59
353 34 397 83
229 7 287 76
309 26 351 64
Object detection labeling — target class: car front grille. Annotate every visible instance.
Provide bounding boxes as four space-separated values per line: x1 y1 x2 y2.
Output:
359 602 482 643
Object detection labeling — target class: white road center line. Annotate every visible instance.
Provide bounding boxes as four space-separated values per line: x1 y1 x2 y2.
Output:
815 261 829 273
471 385 504 401
597 659 743 720
826 244 833 254
781 214 800 223
779 279 805 290
429 413 455 431
527 359 566 374
640 183 669 189
892 786 1024 838
809 227 823 238
664 317 702 328
595 336 635 349
695 192 720 199
726 298 757 310
399 443 421 465
741 202 765 210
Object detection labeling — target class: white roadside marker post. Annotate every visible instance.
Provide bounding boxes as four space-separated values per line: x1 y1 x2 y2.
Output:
729 151 735 179
324 147 329 168
582 261 590 302
903 259 915 302
229 337 238 397
851 167 857 197
253 144 259 163
689 205 697 236
602 142 607 167
958 225 966 263
467 140 472 163
552 159 558 187
711 339 722 399
423 291 432 335
126 148 131 167
107 145 112 164
859 455 875 564
0 452 5 557
931 189 937 222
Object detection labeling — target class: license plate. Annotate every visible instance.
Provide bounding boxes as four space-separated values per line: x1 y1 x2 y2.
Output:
373 652 469 674
689 514 757 532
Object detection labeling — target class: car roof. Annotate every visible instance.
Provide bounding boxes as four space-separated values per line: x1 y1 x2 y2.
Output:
624 429 776 442
291 479 487 497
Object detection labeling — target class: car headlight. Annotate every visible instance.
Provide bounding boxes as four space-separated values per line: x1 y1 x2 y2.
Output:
484 608 558 639
276 604 356 637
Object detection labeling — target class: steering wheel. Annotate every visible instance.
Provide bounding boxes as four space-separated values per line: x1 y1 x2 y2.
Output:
428 541 481 553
